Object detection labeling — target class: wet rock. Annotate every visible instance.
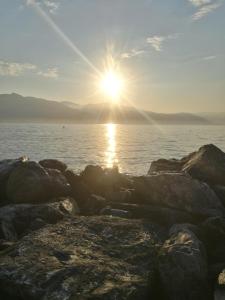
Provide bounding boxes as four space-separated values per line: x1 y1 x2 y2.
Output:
6 161 70 203
214 269 225 300
132 173 224 218
39 159 67 172
0 157 28 204
0 197 79 240
158 225 210 300
0 216 161 300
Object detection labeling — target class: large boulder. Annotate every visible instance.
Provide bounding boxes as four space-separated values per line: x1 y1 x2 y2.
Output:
158 225 210 300
39 159 67 172
6 161 70 203
200 217 225 264
183 144 225 186
0 216 161 299
109 202 199 226
80 165 131 196
0 157 28 203
149 144 225 186
0 197 79 240
132 173 224 218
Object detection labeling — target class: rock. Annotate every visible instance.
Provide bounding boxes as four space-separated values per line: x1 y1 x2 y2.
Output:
149 144 225 186
100 206 132 218
183 144 225 186
46 168 71 199
213 185 225 207
64 169 92 208
214 269 225 300
107 189 134 203
39 159 67 172
0 216 161 299
6 161 70 203
0 197 79 240
0 157 28 203
132 173 224 218
200 217 225 264
149 158 184 174
169 223 200 238
109 202 199 226
80 165 131 196
158 225 210 300
83 194 108 215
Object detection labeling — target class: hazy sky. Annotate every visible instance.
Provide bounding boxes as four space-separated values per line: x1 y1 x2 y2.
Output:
0 0 225 112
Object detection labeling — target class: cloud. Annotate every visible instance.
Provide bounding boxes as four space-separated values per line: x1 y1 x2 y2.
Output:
26 0 60 14
189 0 223 20
38 67 59 78
146 34 179 52
202 55 216 60
121 49 145 59
0 60 58 79
189 0 212 6
0 61 37 76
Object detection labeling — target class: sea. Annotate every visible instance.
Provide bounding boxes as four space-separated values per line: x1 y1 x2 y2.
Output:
0 123 225 175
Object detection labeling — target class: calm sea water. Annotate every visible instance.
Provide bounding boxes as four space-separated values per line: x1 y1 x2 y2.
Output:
0 123 225 175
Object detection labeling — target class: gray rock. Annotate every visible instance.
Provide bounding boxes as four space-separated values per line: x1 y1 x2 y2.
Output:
200 217 225 264
39 159 67 172
6 161 70 203
100 207 131 218
0 157 28 203
183 144 225 186
149 144 225 186
158 226 210 300
109 202 199 226
0 216 160 300
0 197 79 240
132 173 224 218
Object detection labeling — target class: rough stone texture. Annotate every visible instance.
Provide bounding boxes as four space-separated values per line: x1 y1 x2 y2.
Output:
214 269 225 300
0 216 161 300
132 173 224 218
200 217 225 264
0 157 28 204
80 165 131 196
213 185 225 207
39 159 67 172
0 197 79 240
149 144 225 186
109 202 199 226
6 161 70 203
158 226 210 300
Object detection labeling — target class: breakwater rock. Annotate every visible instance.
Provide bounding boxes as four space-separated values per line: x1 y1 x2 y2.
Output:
0 144 225 299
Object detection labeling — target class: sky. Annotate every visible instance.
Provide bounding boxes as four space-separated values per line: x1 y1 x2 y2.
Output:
0 0 225 113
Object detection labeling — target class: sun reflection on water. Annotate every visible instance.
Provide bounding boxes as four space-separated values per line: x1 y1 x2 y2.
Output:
105 123 118 168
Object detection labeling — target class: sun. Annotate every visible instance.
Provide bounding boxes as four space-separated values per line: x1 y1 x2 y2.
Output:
99 69 125 102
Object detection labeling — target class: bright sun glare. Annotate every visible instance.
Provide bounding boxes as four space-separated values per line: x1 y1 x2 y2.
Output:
100 69 125 102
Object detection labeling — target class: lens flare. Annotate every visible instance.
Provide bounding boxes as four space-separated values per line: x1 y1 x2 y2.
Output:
100 70 124 101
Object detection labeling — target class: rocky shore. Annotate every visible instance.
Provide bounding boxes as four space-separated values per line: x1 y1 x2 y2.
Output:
0 144 225 299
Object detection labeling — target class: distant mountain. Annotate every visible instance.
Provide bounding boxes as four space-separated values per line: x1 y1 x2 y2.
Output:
199 112 225 125
0 93 212 124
